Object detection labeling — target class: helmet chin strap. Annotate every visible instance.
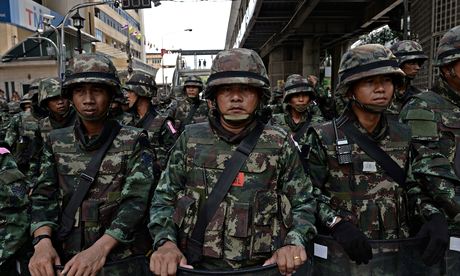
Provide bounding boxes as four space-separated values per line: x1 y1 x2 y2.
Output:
351 95 388 113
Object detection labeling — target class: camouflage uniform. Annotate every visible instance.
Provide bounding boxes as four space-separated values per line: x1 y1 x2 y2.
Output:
125 72 177 171
0 99 9 142
400 26 460 275
30 54 155 273
5 84 42 177
387 40 428 117
110 91 134 126
174 76 209 132
268 86 284 115
154 86 178 118
308 44 453 275
149 48 317 270
0 147 30 274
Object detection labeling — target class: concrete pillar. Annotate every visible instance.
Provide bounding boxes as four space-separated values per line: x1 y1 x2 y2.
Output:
331 40 350 90
302 38 320 77
268 46 286 89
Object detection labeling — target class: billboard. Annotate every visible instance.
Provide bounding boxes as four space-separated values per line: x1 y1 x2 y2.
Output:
0 0 64 32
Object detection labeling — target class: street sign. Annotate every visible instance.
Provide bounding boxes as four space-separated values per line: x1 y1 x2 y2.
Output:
122 0 151 10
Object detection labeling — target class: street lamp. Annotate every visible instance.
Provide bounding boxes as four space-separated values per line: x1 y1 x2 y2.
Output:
161 28 192 91
71 9 85 54
59 0 120 80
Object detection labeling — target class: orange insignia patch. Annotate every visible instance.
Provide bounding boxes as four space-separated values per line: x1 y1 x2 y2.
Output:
232 172 245 187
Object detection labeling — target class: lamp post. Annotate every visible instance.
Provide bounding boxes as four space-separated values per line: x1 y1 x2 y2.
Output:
29 29 60 76
59 1 120 80
161 28 192 91
71 9 85 54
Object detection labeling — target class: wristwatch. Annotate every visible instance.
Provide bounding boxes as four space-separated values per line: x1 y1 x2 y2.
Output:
154 239 169 250
32 234 52 247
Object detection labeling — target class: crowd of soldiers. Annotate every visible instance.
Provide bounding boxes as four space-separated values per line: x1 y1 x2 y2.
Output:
1 24 460 276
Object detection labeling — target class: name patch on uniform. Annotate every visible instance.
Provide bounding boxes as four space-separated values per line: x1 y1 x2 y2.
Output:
363 161 377 173
232 172 245 187
450 237 460 252
314 243 328 259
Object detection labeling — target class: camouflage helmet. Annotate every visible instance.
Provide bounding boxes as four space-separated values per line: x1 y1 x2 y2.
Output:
38 77 61 108
62 53 121 98
27 78 42 96
20 92 35 109
125 72 157 98
204 48 271 101
390 40 428 66
0 98 7 112
283 74 316 103
337 44 405 96
435 25 460 66
183 76 204 91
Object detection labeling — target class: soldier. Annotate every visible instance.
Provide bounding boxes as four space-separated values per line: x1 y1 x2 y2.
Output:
5 81 43 176
149 48 316 275
154 86 178 118
400 25 460 274
271 74 324 173
125 72 177 173
268 86 284 114
0 98 9 142
110 89 135 126
36 77 77 143
28 54 154 276
0 147 30 274
307 44 455 274
388 40 428 116
173 76 208 133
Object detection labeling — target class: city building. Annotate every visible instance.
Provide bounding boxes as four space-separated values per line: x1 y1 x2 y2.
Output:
411 0 460 88
0 0 154 100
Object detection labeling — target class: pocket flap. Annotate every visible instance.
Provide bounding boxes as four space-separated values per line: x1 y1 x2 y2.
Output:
227 202 250 238
172 195 196 227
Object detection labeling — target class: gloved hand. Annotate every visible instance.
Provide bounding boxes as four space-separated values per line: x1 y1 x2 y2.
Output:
331 220 373 265
416 213 449 266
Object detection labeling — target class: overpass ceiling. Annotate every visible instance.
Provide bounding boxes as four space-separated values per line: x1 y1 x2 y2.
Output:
237 0 403 57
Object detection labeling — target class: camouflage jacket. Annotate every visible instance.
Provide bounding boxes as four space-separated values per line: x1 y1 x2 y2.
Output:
154 98 177 119
37 108 77 143
0 148 29 267
5 110 41 176
132 104 177 170
268 103 284 115
30 119 155 261
386 84 423 119
149 117 317 269
111 109 135 126
400 78 460 231
270 104 324 135
173 97 208 132
307 110 447 240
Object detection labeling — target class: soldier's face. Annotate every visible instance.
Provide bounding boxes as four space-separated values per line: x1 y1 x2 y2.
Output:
47 96 69 116
216 84 260 116
185 86 200 98
351 75 394 107
71 84 111 120
289 92 311 107
401 60 423 78
126 90 138 108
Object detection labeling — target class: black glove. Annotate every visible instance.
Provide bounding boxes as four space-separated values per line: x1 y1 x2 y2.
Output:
416 213 449 266
331 220 373 265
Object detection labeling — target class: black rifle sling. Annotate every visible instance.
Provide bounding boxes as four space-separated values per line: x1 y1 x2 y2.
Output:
141 109 157 130
186 121 266 264
340 120 406 187
57 122 122 240
181 102 200 131
293 117 311 142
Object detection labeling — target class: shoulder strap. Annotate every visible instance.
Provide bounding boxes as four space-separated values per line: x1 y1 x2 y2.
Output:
57 122 122 240
293 117 311 142
141 109 157 129
186 121 266 264
340 120 406 187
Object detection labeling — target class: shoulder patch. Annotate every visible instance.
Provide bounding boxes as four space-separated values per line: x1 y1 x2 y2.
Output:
404 108 436 121
0 147 10 155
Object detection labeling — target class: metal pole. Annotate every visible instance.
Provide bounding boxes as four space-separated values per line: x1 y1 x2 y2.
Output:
126 26 133 76
77 28 82 54
403 0 409 40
